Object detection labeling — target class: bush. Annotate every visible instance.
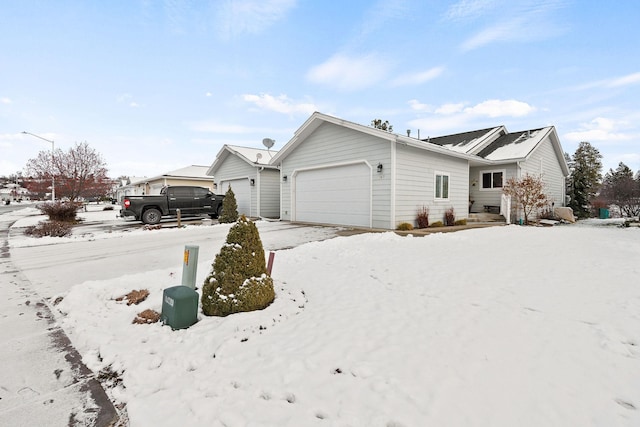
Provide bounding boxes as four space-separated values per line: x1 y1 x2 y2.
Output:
416 206 429 228
396 222 414 231
218 186 239 223
201 215 275 316
444 207 455 226
454 219 467 226
37 201 79 222
24 220 73 237
430 221 444 227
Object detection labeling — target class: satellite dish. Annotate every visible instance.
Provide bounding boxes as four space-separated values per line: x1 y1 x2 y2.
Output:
256 153 263 163
262 138 275 149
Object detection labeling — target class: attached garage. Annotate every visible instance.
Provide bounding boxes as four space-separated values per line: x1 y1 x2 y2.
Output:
219 178 251 217
293 162 372 227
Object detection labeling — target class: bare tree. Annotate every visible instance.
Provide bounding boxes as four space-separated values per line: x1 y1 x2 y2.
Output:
601 162 640 217
503 174 549 225
26 142 109 201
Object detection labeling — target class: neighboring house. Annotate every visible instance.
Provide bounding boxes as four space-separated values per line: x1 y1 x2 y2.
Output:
270 112 569 229
114 165 214 202
207 145 280 219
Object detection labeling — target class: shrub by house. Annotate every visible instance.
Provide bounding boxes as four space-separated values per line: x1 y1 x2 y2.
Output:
201 215 274 316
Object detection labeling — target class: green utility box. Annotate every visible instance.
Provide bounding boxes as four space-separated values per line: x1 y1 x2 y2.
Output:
599 208 610 219
161 285 198 330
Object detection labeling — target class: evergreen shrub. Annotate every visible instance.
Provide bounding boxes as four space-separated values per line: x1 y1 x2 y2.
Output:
218 186 239 223
430 221 444 227
396 222 414 231
201 215 274 316
454 219 467 226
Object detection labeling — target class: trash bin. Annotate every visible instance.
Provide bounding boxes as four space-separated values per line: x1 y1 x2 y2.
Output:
599 208 610 219
161 285 198 330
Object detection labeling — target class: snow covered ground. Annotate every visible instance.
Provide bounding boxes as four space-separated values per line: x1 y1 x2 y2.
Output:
7 205 640 426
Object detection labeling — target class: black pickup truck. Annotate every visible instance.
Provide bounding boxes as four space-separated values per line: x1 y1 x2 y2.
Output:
120 186 224 224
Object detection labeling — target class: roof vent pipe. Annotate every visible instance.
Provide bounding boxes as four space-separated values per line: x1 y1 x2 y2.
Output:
407 129 411 137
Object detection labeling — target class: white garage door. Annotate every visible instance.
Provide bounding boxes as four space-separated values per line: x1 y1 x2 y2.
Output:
220 178 251 217
294 163 371 227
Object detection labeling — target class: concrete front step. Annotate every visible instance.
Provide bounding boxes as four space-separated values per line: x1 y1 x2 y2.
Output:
468 212 506 223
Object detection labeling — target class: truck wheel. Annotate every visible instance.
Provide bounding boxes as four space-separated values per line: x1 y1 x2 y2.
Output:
214 204 223 219
142 208 161 225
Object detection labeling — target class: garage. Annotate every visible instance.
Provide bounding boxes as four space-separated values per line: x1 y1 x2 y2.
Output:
294 162 371 227
219 178 251 217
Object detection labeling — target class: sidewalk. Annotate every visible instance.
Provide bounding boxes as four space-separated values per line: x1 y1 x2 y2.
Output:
0 215 119 426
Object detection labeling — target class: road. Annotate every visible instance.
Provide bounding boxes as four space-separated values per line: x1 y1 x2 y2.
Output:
8 212 341 301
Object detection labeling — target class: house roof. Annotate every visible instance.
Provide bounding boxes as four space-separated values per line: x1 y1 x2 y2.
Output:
270 111 486 166
126 166 212 186
207 145 279 176
425 127 504 154
476 127 549 160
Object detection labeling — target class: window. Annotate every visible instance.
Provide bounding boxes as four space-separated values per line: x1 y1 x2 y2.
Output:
435 172 450 199
481 170 504 190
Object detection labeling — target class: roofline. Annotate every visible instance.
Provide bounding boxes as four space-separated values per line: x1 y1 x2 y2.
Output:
208 144 279 176
270 111 486 165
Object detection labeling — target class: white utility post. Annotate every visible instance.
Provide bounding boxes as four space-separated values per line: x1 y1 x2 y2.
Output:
22 131 55 201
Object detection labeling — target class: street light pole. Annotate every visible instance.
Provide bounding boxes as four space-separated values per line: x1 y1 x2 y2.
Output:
22 131 55 201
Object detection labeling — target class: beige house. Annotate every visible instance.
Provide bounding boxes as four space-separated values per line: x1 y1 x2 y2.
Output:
115 165 214 202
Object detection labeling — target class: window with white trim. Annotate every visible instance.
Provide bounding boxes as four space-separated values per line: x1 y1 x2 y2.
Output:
480 170 504 190
435 172 450 200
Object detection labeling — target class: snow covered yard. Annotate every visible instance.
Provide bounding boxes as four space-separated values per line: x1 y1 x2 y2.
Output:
35 216 638 427
8 206 638 426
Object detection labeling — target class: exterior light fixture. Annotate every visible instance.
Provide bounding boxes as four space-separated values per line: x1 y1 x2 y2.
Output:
377 163 383 173
250 178 255 186
282 175 288 182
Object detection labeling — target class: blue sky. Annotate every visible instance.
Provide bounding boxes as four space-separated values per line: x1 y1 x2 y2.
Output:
1 0 639 179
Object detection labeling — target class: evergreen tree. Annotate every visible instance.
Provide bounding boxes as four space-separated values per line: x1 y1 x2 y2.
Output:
218 186 238 223
567 141 602 218
201 215 275 316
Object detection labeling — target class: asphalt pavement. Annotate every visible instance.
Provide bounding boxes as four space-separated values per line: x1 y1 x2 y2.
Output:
0 210 119 426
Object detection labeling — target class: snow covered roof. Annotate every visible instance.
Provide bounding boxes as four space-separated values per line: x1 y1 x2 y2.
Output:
207 145 279 176
425 127 503 154
477 127 552 160
161 165 211 178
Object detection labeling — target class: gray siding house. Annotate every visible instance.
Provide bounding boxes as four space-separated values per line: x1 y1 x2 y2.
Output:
207 145 280 219
269 112 569 229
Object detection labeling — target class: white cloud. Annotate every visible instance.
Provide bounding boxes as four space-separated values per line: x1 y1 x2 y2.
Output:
609 72 640 87
459 0 567 51
408 98 536 134
241 93 317 115
408 99 433 112
572 72 640 91
392 66 444 86
1 97 11 104
307 53 391 91
435 103 466 115
564 117 635 142
216 0 296 39
464 99 535 117
188 121 255 134
444 0 496 21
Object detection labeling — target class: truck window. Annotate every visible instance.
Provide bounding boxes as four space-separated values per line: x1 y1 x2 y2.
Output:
168 187 193 198
193 187 210 198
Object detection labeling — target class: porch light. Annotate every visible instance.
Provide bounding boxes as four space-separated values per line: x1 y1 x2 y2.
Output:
377 163 383 173
250 178 255 186
282 175 287 182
